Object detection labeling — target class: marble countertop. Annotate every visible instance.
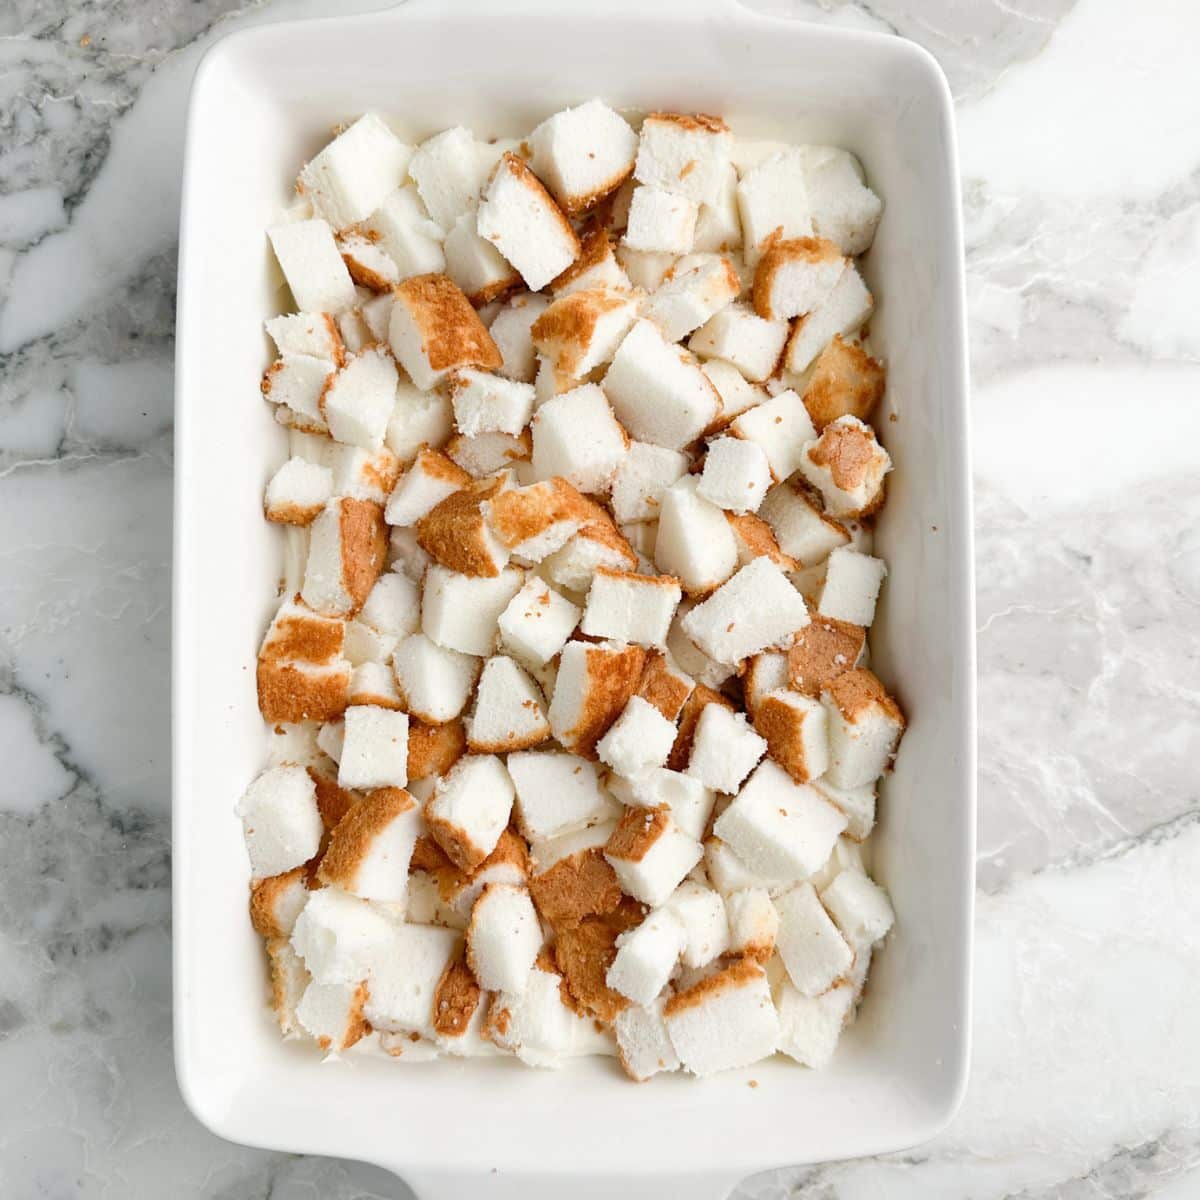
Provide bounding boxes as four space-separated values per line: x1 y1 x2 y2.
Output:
1 0 1198 1195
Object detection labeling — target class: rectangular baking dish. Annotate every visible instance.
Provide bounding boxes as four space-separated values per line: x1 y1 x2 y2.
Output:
172 2 975 1195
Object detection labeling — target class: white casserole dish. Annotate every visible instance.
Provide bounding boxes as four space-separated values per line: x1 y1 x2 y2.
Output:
172 1 975 1195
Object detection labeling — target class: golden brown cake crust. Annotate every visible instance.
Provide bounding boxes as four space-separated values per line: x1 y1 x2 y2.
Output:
604 805 670 864
257 660 350 724
407 718 467 782
337 499 388 613
432 950 482 1038
667 684 734 771
416 477 505 577
317 786 414 889
663 954 763 1017
751 235 844 320
802 336 886 431
308 765 359 832
529 847 623 928
637 651 694 722
394 273 502 373
824 667 905 726
249 866 307 939
551 899 643 1023
787 616 866 696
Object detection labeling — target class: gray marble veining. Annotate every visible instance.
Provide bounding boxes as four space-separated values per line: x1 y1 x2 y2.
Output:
1 0 1198 1196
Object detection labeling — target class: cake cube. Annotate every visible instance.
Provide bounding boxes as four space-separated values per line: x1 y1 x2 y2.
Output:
614 998 680 1081
485 961 577 1068
822 668 905 788
384 446 470 527
803 336 886 431
301 497 387 617
642 253 740 343
467 883 543 995
548 639 646 756
751 235 846 321
729 389 817 482
581 568 681 647
725 887 779 960
604 807 703 907
530 384 629 494
702 359 767 426
665 606 736 692
604 320 719 450
775 978 855 1069
422 563 524 656
615 245 678 292
425 753 515 871
653 477 738 594
260 354 334 431
663 957 779 1077
530 99 639 215
812 778 876 842
336 705 408 790
484 477 592 563
754 688 830 784
392 632 481 723
416 478 510 577
743 650 789 715
363 185 446 280
290 887 394 984
407 126 490 230
635 650 695 722
784 262 874 374
509 750 618 842
448 369 536 438
267 219 357 313
609 441 690 524
774 881 853 996
236 764 322 879
497 576 581 666
299 114 412 229
466 654 550 752
447 430 531 478
688 302 788 383
820 868 895 948
692 161 742 253
666 880 730 969
596 695 677 777
736 149 814 265
337 232 400 292
317 785 420 902
429 952 491 1053
348 660 403 708
531 288 642 381
527 822 623 930
388 274 502 391
623 186 699 255
249 866 310 940
686 703 767 794
320 346 397 451
443 212 521 306
542 520 638 593
697 436 771 514
477 153 581 291
680 557 809 665
389 525 433 581
490 293 550 382
634 113 732 207
818 547 888 627
386 383 454 462
361 922 462 1037
266 311 346 363
797 415 892 518
713 759 847 880
264 456 334 526
266 939 310 1036
612 768 715 843
295 979 370 1053
801 145 883 255
703 836 790 896
327 442 402 503
758 482 849 565
606 908 686 1005
550 227 632 296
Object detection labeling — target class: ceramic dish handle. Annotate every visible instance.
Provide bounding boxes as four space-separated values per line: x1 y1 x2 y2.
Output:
403 1168 747 1199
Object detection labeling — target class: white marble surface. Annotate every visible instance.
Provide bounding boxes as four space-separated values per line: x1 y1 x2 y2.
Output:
1 0 1198 1196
